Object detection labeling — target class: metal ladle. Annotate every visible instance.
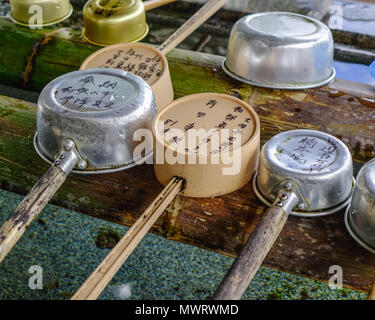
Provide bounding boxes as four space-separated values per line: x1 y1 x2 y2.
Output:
343 158 375 300
0 68 156 263
214 129 354 300
222 12 336 90
9 0 73 27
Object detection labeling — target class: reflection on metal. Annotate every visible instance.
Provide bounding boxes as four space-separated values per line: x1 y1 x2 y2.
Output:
255 129 354 216
345 159 375 253
223 12 336 89
36 68 156 173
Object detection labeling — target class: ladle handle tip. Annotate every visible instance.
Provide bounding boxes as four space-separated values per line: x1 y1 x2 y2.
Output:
159 0 230 54
213 206 288 300
143 0 178 11
0 165 67 264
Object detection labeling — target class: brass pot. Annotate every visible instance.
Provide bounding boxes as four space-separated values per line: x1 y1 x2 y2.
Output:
83 0 149 46
10 0 73 27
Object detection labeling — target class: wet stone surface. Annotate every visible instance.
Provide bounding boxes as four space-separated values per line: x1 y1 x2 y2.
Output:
0 189 367 300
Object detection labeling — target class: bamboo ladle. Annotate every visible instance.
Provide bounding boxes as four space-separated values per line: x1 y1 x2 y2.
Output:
143 0 177 11
81 0 230 110
72 92 260 300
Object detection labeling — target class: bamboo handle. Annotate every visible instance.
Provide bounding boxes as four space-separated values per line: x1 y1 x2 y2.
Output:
368 282 375 300
307 0 333 20
213 206 289 300
0 165 67 263
159 0 229 54
143 0 177 11
71 177 184 300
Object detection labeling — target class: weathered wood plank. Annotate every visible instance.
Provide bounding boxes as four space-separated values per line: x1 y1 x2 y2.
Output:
0 17 375 292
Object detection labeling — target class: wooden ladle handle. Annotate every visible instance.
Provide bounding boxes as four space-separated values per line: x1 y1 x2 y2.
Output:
159 0 229 54
0 165 67 263
143 0 177 11
213 206 289 300
71 177 184 300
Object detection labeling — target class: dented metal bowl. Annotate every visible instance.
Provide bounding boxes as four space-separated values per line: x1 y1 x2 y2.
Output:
254 129 353 216
9 0 73 26
35 68 156 173
223 12 336 89
345 159 375 253
83 0 149 46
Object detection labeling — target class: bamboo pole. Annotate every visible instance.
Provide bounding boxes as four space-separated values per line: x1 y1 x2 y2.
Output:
72 177 184 300
144 0 178 11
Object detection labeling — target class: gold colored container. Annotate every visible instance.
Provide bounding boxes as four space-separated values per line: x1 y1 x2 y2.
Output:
83 0 149 46
9 0 73 27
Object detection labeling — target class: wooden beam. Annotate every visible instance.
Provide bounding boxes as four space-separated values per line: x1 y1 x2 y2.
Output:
0 17 375 291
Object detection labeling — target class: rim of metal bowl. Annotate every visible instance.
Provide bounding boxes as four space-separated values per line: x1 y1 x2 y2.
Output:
82 24 149 47
344 205 375 254
8 5 73 27
222 60 336 90
34 133 153 175
252 172 355 217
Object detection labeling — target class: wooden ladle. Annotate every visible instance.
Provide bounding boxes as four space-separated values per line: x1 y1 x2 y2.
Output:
72 92 260 300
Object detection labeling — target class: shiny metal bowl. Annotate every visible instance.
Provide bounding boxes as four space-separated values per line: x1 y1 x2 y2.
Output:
35 68 156 173
223 12 336 89
83 0 149 46
254 129 353 217
345 159 375 253
9 0 73 26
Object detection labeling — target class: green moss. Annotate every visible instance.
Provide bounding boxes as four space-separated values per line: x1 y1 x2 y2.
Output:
169 63 233 97
0 108 17 118
95 228 121 249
